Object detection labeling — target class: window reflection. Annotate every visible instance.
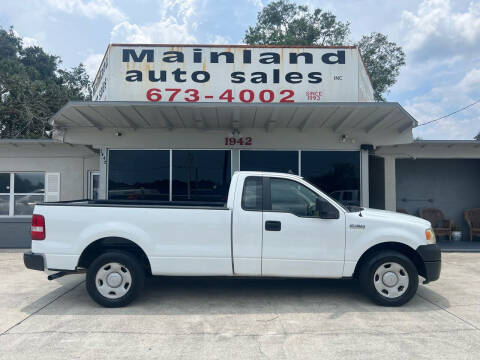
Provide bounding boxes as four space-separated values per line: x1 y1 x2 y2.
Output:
271 178 316 216
14 195 44 215
0 173 9 193
92 174 100 200
240 151 298 174
14 173 44 193
242 176 262 211
0 195 9 215
301 151 360 206
172 150 231 202
108 150 170 200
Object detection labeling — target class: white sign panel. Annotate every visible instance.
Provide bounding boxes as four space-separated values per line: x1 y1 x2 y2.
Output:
92 45 373 103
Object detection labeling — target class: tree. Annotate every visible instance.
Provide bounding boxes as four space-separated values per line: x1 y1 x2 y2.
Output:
475 132 480 141
244 0 406 101
357 33 405 101
0 27 91 139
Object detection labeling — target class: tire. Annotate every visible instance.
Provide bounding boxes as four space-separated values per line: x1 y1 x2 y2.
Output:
359 250 418 306
86 251 145 308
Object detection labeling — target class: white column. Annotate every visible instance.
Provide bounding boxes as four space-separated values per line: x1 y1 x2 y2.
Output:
231 149 240 175
384 155 397 211
360 149 369 208
98 147 108 200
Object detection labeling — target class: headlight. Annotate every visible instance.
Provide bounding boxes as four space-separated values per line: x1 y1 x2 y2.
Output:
425 228 436 244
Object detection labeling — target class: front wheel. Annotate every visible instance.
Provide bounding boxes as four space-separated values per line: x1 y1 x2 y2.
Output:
359 251 418 306
86 251 145 307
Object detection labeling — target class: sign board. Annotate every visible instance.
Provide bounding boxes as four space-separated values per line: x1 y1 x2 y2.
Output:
92 45 374 103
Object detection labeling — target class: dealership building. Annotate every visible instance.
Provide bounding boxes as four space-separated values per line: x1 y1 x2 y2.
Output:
1 44 479 248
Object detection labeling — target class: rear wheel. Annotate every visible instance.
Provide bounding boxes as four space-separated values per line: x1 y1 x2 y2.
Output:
86 251 145 307
359 251 418 306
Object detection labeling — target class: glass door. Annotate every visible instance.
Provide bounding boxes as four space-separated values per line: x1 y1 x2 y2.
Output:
88 171 100 200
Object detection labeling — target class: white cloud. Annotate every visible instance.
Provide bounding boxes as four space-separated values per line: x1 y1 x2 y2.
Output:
400 0 480 61
457 68 480 93
406 66 480 139
110 0 199 43
160 0 198 26
46 0 126 22
383 0 480 139
83 53 104 80
210 35 232 45
111 20 197 43
22 36 40 48
246 0 263 10
12 29 40 48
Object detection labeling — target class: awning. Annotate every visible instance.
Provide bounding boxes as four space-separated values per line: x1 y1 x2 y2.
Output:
50 101 417 134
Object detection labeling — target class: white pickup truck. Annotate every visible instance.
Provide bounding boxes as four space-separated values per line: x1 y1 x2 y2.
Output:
24 171 441 307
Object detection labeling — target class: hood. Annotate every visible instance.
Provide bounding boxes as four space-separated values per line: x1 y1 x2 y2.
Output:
357 207 431 228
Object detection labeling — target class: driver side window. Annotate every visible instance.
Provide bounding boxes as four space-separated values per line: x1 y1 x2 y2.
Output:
269 178 332 217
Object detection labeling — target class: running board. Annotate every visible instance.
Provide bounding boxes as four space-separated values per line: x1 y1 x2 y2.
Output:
47 270 85 281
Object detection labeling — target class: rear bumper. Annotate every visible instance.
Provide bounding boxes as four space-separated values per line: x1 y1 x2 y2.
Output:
24 252 45 271
417 244 441 283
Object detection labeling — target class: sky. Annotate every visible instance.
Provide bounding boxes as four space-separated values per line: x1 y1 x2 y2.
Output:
1 0 479 140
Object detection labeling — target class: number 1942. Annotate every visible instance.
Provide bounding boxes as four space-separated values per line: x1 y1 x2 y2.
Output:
224 137 253 146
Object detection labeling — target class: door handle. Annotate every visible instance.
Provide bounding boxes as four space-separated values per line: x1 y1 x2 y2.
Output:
265 220 281 231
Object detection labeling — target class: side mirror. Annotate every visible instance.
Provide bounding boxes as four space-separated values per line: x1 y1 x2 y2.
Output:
316 198 340 219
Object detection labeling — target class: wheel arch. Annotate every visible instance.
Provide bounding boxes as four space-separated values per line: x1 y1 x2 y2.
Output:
77 237 152 275
353 242 426 279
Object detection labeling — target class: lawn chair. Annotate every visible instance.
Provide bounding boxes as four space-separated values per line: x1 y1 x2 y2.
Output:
419 208 452 240
464 208 480 242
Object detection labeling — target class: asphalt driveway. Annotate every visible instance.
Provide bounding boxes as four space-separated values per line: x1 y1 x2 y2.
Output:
1 250 479 359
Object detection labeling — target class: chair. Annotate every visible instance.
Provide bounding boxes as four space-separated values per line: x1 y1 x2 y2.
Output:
419 208 452 240
464 208 480 242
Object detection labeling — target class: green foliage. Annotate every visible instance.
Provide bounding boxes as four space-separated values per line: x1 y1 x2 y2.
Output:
245 0 350 46
357 33 405 101
244 0 406 101
0 26 91 139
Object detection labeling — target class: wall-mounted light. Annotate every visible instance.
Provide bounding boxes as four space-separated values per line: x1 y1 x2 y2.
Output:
339 134 356 144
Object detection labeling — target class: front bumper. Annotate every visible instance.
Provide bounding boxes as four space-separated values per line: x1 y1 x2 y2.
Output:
24 252 45 271
417 244 441 283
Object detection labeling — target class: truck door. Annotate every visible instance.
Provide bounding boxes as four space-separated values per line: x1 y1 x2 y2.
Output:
232 176 263 276
261 177 345 278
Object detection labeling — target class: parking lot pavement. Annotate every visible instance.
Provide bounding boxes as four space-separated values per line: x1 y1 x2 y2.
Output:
1 251 480 360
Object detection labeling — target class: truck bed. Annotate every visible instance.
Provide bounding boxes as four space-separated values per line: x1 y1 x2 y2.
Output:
32 200 233 275
38 199 228 209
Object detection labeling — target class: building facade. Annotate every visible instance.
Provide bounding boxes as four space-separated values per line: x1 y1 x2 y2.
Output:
1 44 478 248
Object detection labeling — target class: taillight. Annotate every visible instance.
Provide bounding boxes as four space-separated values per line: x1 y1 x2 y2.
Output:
31 214 46 240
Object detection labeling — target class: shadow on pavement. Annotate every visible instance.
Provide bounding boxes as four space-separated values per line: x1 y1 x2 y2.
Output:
21 275 451 316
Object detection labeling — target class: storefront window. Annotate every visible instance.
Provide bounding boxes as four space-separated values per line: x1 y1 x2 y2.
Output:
240 150 298 174
14 173 45 193
0 173 9 215
0 173 9 193
172 150 231 203
301 151 360 206
108 150 170 200
0 172 45 216
0 195 9 216
14 195 45 215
